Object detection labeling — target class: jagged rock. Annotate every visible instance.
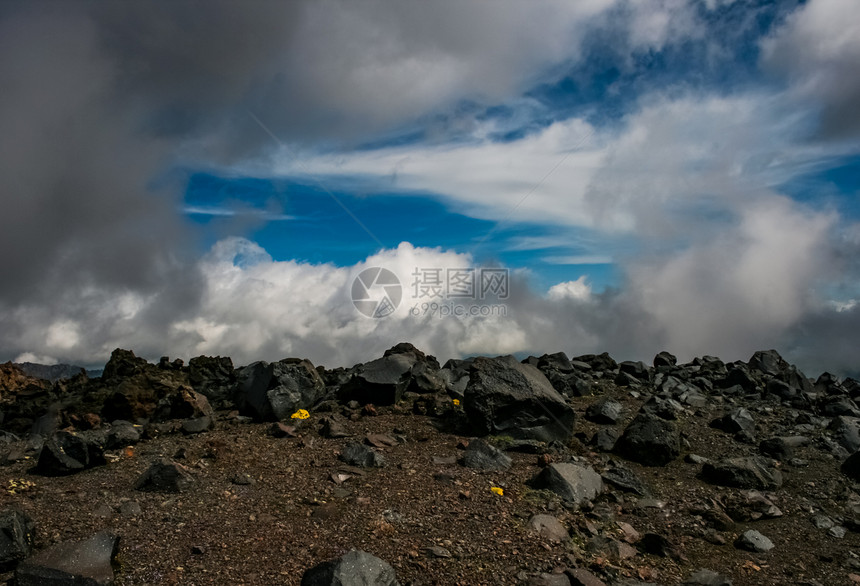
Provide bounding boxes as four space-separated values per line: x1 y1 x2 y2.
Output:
601 461 650 496
640 532 677 558
99 349 191 422
300 549 400 586
134 458 194 492
188 355 235 408
618 361 650 381
154 388 214 430
702 457 782 490
734 529 774 552
105 420 140 449
654 351 678 370
319 416 350 438
593 428 620 452
724 490 783 521
710 408 755 435
15 532 119 586
339 442 385 468
463 356 575 442
526 514 568 542
831 416 860 453
566 568 606 586
529 463 603 505
841 450 860 482
235 359 325 421
717 367 757 392
461 438 512 471
573 352 617 373
339 354 413 406
585 399 622 424
528 573 572 586
614 413 680 466
759 436 807 461
35 431 105 476
0 508 35 568
641 395 685 420
683 569 732 586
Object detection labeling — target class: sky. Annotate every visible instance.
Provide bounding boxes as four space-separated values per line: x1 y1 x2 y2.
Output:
2 0 860 376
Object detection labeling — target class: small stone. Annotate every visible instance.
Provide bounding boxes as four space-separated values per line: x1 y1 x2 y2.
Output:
462 438 512 471
339 442 385 468
526 514 569 542
565 568 606 586
119 501 142 517
134 458 194 493
425 546 452 558
683 568 732 585
829 526 847 539
734 529 774 552
230 473 256 486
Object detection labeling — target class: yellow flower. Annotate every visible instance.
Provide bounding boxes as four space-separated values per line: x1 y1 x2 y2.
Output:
490 486 504 496
290 409 310 420
452 399 460 407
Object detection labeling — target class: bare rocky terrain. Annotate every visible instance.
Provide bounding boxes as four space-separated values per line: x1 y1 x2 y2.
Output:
2 343 860 585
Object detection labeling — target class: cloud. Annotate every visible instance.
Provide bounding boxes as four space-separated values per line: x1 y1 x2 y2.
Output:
761 0 860 139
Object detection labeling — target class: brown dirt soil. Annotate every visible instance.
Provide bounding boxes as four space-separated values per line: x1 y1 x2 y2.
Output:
1 396 859 585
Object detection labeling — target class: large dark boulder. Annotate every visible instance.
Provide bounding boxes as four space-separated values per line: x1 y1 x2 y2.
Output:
16 532 119 586
463 356 575 442
340 345 443 405
35 431 105 476
235 359 325 421
301 550 400 586
153 388 214 432
188 355 235 409
97 349 191 423
614 413 680 466
702 457 783 490
0 508 35 569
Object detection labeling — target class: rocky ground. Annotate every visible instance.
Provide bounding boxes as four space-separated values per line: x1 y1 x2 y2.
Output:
2 343 860 585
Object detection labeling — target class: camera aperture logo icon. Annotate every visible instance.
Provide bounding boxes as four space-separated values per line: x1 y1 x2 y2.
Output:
352 267 402 318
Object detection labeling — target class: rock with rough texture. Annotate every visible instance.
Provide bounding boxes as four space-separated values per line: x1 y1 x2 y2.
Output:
154 388 214 432
462 438 512 471
530 463 603 504
98 349 190 422
841 450 860 481
35 431 105 476
734 529 774 552
565 568 607 586
339 442 386 468
614 413 680 466
702 457 783 490
526 514 569 542
601 461 651 496
683 569 732 586
134 458 194 492
710 408 755 435
235 359 326 421
300 549 400 586
464 356 576 442
16 532 119 586
585 399 623 424
188 355 235 408
0 508 35 568
105 420 140 449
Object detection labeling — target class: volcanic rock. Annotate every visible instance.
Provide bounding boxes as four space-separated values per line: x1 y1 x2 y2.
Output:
614 412 680 466
15 532 119 586
530 463 603 505
464 356 575 442
300 549 400 586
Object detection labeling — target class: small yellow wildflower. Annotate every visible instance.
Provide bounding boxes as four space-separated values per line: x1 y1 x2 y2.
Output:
6 478 36 495
490 486 504 496
452 399 460 407
290 409 310 420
